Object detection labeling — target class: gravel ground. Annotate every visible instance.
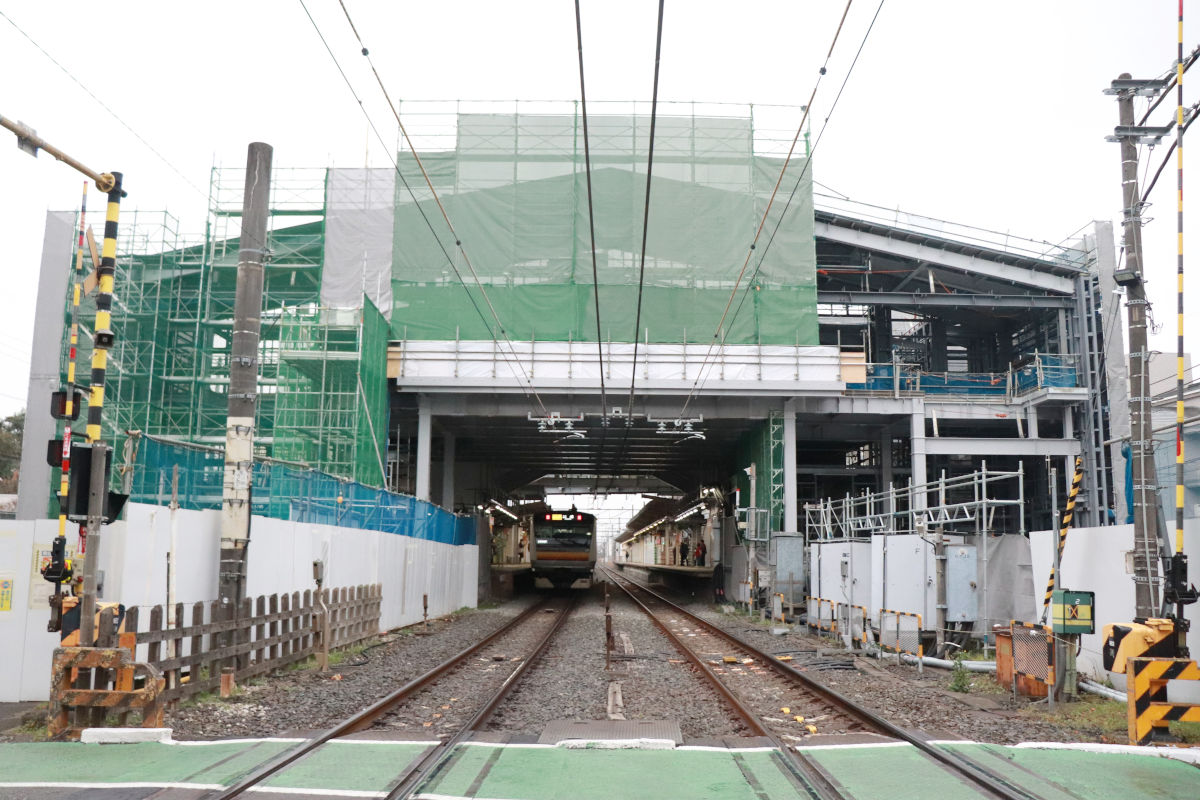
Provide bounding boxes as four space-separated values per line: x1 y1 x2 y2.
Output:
486 585 745 740
6 583 1127 747
675 593 1112 745
167 598 537 740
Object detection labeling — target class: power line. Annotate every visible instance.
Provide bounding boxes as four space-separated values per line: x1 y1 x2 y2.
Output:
574 0 607 419
606 0 667 496
625 0 667 419
682 0 886 417
297 0 547 415
0 10 208 200
678 0 858 419
1140 100 1198 202
329 0 549 417
575 0 612 494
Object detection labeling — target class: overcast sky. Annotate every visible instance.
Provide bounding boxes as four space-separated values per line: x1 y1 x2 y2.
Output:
0 0 1194 424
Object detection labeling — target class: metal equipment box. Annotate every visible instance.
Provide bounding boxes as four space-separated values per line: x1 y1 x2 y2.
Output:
1051 589 1095 634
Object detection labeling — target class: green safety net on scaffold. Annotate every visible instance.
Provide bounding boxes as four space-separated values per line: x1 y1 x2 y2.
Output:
124 434 475 546
273 298 389 487
390 113 818 345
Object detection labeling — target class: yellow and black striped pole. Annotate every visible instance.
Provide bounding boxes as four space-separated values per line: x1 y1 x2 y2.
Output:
1173 0 1187 602
55 183 88 544
1041 457 1083 622
76 172 123 648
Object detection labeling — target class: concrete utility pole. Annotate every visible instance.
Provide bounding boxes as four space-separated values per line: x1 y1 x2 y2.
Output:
219 143 272 607
1110 75 1167 617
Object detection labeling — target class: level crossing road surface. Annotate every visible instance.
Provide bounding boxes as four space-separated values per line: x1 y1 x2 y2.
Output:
1 733 1198 799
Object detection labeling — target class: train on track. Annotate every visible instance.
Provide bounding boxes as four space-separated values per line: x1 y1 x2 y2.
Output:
528 508 596 589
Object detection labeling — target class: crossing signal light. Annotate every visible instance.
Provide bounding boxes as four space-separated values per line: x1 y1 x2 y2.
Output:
50 388 84 420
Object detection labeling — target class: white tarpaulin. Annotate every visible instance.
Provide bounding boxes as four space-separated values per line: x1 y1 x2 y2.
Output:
321 168 395 313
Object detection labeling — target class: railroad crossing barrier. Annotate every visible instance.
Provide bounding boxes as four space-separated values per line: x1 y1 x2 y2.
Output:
1010 621 1054 698
48 646 164 740
877 609 922 662
806 596 836 635
836 602 869 649
1125 657 1200 745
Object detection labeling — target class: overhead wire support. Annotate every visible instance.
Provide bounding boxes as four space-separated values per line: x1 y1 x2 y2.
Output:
677 0 858 419
298 0 547 415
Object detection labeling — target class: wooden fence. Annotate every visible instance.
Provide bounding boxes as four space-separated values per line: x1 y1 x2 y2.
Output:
123 584 381 704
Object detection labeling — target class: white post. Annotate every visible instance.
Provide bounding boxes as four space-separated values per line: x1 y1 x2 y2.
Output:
416 399 432 501
783 399 797 533
441 431 455 510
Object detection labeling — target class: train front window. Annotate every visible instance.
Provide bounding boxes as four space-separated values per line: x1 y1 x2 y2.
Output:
534 524 592 547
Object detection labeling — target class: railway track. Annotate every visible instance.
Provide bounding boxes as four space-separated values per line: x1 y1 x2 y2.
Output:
599 566 1050 800
205 595 576 800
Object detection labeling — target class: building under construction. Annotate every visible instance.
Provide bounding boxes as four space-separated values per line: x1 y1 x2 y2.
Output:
18 101 1188 635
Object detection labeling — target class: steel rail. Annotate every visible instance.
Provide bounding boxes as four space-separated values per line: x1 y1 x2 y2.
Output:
385 595 578 799
207 597 557 800
601 567 838 800
601 567 1047 800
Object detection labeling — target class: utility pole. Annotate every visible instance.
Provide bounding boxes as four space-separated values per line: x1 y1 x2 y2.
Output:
219 143 272 608
1107 75 1171 618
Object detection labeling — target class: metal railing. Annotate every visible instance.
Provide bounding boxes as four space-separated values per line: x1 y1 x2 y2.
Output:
845 352 1080 399
804 464 1026 540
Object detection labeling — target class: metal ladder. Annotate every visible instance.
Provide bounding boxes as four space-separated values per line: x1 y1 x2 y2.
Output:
1073 269 1110 527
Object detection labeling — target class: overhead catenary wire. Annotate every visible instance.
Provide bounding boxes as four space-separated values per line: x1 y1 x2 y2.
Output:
677 0 857 419
601 0 668 496
0 10 207 200
297 0 547 416
1140 99 1198 203
330 0 549 417
574 0 612 493
625 0 667 419
681 0 886 419
574 0 608 420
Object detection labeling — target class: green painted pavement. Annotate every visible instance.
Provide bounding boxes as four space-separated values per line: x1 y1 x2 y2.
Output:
803 745 992 800
266 741 432 792
420 745 803 800
1 739 1197 799
0 740 295 785
941 744 1200 800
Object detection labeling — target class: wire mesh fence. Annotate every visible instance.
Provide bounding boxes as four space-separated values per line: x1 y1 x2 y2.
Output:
877 608 922 657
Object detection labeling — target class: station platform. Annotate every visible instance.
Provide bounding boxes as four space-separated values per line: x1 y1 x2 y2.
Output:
615 561 714 577
1 732 1197 799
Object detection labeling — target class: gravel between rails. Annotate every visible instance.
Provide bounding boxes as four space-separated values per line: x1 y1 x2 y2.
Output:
372 600 570 739
486 585 745 741
167 598 538 740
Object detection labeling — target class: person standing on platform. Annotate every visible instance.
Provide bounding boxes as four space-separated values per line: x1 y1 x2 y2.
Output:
679 538 690 567
694 539 706 567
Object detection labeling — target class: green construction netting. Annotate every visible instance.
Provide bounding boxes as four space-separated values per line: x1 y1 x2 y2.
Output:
391 114 817 345
732 414 785 533
273 297 389 487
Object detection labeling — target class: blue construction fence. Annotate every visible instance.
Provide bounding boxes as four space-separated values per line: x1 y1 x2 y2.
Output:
124 434 476 546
